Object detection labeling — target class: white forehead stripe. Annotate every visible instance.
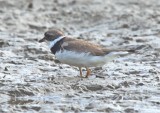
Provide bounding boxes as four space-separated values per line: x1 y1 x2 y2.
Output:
49 36 65 49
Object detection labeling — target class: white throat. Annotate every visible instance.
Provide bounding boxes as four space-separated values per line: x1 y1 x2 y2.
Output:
49 36 65 49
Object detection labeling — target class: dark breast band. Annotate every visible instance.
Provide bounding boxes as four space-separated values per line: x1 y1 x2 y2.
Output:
50 38 65 54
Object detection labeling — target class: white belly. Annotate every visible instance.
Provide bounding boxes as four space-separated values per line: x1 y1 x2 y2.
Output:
55 50 118 67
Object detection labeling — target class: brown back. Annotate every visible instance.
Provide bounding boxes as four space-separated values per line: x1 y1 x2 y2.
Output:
61 37 107 56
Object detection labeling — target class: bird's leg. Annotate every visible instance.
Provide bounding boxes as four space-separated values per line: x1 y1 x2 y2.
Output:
85 67 91 78
79 67 83 77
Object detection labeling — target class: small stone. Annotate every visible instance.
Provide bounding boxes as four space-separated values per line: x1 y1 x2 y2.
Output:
85 103 94 109
106 85 115 89
28 3 33 9
4 67 8 71
121 81 130 87
136 39 146 43
124 108 138 113
122 24 129 28
125 63 128 66
86 85 103 91
136 82 144 86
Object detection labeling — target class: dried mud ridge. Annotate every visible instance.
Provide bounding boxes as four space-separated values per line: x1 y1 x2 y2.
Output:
0 0 160 113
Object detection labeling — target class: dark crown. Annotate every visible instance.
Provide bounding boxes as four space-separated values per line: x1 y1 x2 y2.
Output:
44 30 64 41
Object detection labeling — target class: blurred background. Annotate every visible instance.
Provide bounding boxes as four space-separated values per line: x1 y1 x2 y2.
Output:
0 0 160 113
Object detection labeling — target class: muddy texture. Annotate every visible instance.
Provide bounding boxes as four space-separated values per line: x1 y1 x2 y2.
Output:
0 0 160 113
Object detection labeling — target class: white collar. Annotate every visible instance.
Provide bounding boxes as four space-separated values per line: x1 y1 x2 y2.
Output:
49 36 65 49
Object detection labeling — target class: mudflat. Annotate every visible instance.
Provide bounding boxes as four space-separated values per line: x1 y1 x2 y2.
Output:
0 0 160 113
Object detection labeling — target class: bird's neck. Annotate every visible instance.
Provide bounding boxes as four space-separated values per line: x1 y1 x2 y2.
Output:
49 36 65 54
49 35 65 49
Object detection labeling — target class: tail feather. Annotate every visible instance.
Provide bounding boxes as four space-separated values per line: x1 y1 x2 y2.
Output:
103 49 135 54
103 48 135 55
102 48 135 62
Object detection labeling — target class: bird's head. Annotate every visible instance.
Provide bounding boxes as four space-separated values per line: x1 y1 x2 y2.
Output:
39 29 64 42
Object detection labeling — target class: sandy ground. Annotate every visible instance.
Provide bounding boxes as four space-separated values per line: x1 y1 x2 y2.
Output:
0 0 160 113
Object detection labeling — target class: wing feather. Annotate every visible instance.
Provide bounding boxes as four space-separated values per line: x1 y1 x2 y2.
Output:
61 38 106 56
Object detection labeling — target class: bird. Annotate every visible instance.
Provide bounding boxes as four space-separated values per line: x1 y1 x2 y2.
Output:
39 29 134 78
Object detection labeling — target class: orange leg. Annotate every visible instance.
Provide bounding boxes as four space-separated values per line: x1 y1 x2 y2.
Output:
79 67 83 77
85 67 91 78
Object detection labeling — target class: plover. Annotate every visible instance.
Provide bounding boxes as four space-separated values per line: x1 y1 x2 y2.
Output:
39 29 134 78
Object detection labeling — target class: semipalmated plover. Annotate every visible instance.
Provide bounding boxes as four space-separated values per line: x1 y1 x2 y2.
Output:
39 29 134 78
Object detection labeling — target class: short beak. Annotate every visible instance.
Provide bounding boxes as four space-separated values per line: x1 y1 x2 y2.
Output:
39 37 45 43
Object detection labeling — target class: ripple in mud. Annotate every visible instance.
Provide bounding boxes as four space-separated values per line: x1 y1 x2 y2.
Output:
1 0 160 113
